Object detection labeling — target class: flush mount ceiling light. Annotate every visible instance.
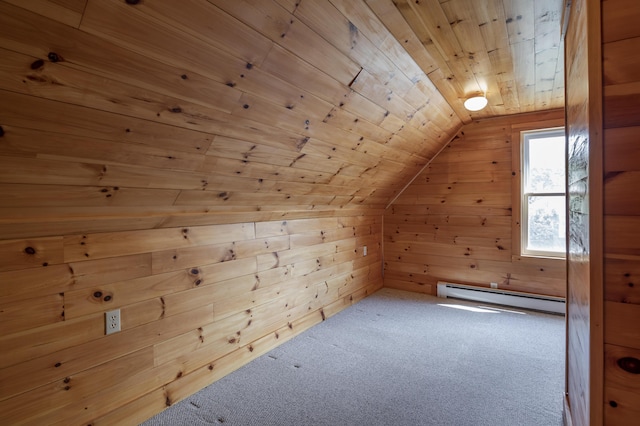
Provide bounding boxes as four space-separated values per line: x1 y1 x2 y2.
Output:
464 95 488 112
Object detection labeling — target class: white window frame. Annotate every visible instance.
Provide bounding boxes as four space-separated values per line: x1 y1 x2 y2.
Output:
520 127 566 259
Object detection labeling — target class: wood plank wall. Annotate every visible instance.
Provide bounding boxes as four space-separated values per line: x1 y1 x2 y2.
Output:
0 0 462 241
602 0 640 423
0 0 433 423
384 110 566 297
0 216 383 424
564 0 604 424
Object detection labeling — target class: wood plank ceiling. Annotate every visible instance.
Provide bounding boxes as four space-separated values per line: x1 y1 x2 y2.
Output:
372 0 565 121
0 0 563 237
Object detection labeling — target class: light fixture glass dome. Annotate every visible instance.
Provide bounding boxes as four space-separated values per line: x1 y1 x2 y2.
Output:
464 95 488 111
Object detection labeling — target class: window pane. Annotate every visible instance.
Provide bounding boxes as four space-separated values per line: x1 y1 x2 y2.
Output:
527 195 566 253
526 134 565 193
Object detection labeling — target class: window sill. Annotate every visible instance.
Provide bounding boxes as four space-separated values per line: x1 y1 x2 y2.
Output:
520 253 566 261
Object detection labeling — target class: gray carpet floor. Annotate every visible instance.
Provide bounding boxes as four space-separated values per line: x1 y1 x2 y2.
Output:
143 288 565 426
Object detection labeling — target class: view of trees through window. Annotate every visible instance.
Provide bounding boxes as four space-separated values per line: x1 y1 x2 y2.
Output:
523 129 566 257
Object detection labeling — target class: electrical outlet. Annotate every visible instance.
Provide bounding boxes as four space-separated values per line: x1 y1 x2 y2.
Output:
105 309 121 335
490 282 498 289
363 245 367 256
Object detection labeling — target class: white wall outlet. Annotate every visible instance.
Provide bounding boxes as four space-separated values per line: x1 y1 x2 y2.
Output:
363 245 367 256
490 282 498 289
105 309 121 335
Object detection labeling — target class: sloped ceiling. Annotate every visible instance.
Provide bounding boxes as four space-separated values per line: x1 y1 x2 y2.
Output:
373 0 565 120
0 0 563 237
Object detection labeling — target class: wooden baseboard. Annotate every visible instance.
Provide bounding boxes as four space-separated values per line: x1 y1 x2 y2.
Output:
563 393 574 426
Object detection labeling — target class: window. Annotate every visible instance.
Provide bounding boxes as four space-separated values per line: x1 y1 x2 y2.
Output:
521 128 566 258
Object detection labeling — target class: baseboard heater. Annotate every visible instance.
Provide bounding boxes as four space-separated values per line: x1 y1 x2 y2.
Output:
436 282 565 314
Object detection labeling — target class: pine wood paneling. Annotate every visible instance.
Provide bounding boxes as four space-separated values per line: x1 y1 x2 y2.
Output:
0 217 383 424
602 0 640 422
3 0 87 28
602 0 640 43
604 343 640 424
604 257 640 304
63 223 256 262
0 236 64 272
0 0 577 424
563 0 607 424
385 110 565 297
0 293 64 336
0 1 460 242
370 0 565 121
0 92 214 156
1 3 400 422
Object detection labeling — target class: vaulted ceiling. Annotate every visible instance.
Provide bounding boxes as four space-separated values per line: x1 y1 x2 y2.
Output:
0 0 564 237
376 0 565 121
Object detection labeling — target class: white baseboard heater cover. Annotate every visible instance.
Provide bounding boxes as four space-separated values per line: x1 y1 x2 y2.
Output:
436 282 565 314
